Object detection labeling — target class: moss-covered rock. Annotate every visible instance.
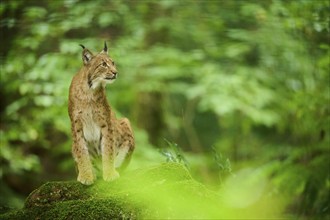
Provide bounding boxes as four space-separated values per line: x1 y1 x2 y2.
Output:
0 163 221 219
24 181 89 208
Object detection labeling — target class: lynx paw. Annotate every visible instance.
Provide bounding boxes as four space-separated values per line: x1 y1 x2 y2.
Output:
77 173 95 185
103 170 120 182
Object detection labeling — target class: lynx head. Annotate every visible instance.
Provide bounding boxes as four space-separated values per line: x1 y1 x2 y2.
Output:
80 42 118 89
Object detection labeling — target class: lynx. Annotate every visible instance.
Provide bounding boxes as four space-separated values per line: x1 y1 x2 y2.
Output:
68 42 134 185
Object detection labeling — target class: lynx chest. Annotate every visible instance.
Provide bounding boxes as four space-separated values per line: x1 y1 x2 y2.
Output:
81 109 102 155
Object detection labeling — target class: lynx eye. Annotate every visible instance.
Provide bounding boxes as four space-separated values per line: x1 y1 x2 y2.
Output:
102 62 107 67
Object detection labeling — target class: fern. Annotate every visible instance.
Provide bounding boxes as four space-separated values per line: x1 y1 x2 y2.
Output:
159 138 189 169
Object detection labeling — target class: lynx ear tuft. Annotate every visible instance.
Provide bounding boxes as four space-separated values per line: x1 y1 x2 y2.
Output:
103 41 108 54
80 44 93 65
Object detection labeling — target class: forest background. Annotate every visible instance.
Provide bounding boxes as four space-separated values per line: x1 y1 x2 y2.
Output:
0 0 329 219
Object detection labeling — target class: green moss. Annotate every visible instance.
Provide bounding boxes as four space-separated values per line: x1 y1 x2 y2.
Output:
25 181 89 208
2 199 140 220
0 163 221 219
128 162 193 182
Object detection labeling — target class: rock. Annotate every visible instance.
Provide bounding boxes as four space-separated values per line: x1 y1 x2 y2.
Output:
0 163 221 219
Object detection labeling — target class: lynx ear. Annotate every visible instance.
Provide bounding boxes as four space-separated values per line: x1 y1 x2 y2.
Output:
102 41 108 54
79 44 93 65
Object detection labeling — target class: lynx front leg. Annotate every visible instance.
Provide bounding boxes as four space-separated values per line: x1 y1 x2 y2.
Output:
101 126 119 181
72 125 95 185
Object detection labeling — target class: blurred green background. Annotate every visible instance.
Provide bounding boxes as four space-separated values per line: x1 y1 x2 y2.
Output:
0 0 329 218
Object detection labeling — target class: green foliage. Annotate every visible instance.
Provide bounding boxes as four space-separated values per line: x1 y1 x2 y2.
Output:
212 147 232 184
0 0 329 218
160 138 189 169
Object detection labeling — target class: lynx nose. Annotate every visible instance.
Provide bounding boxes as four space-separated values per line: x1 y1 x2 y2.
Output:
112 72 118 78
